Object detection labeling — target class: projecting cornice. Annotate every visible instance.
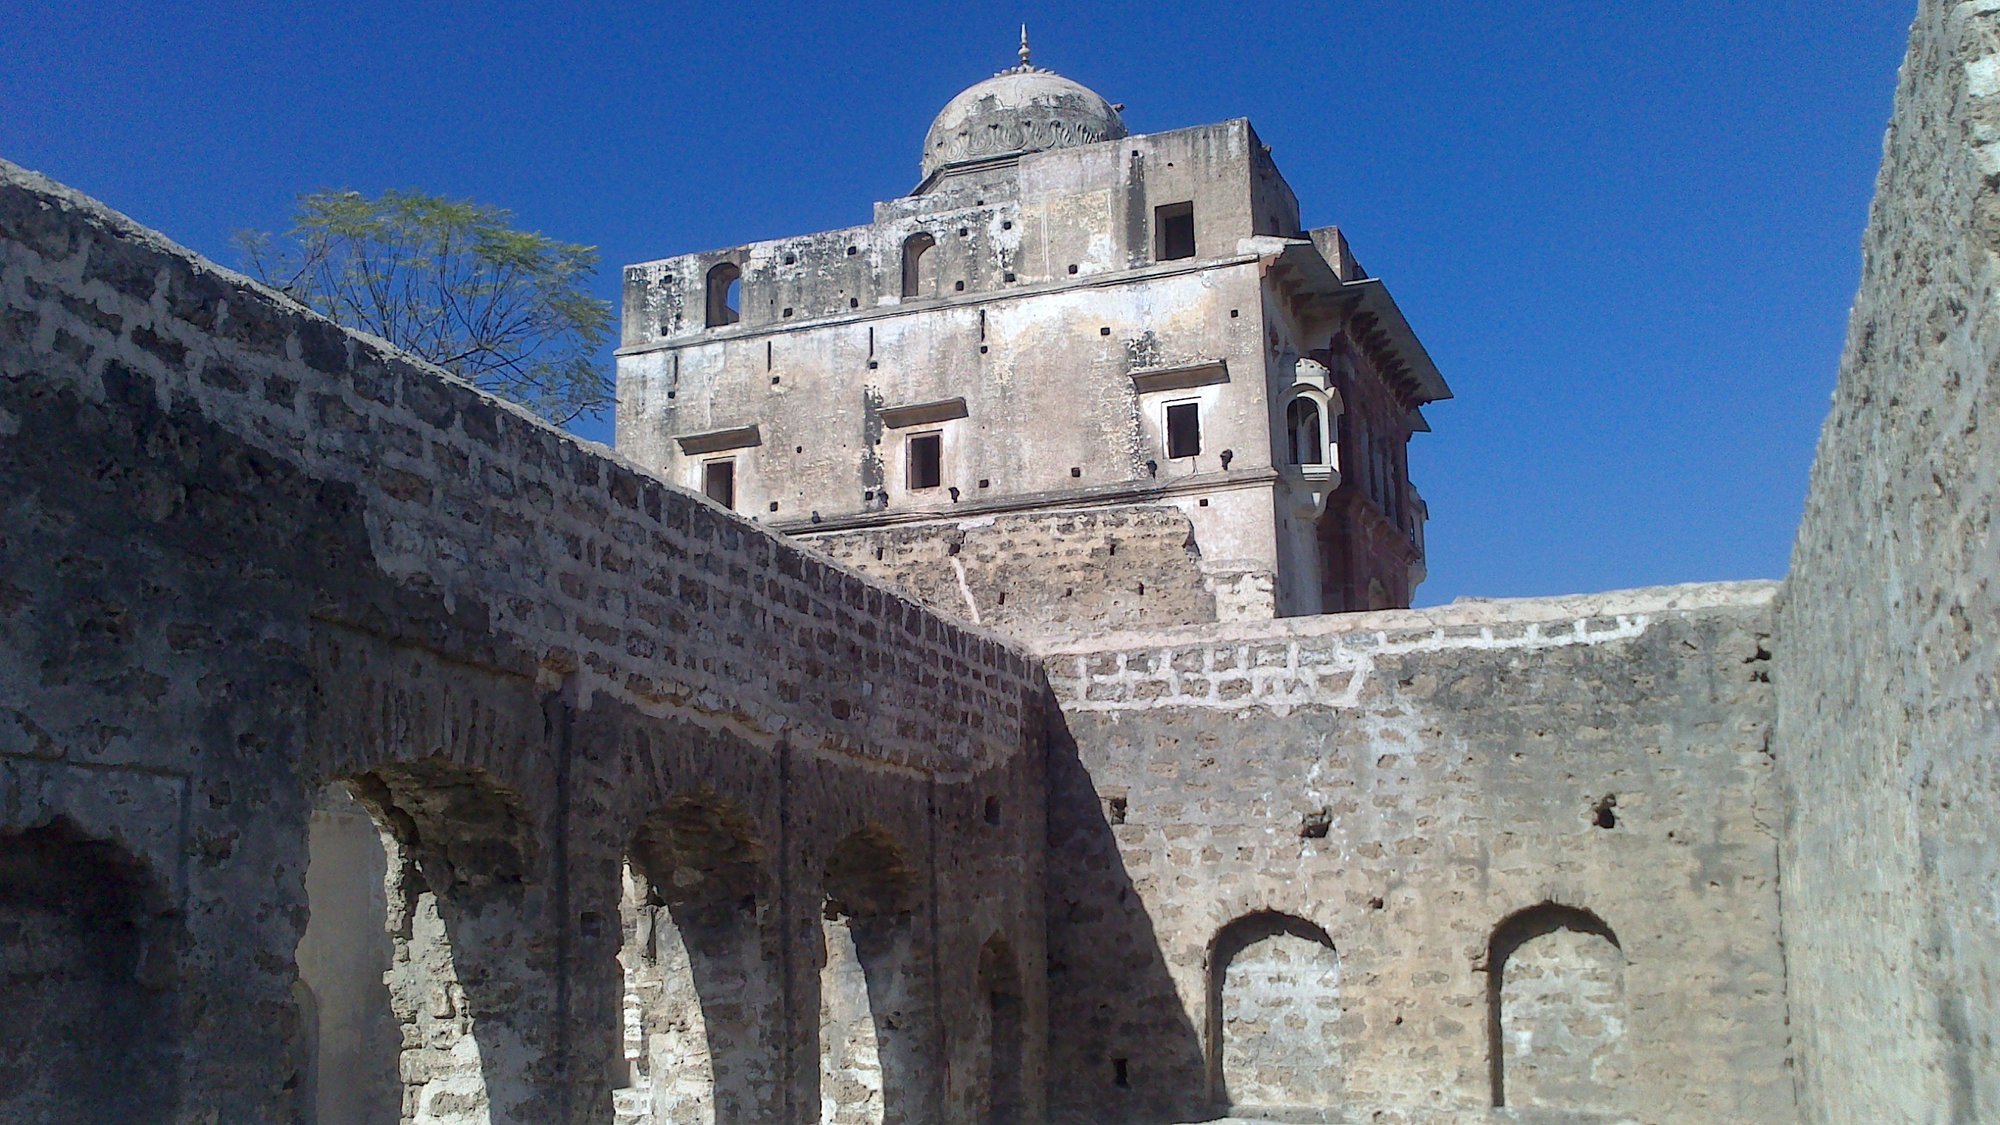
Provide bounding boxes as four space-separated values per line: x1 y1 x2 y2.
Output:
1253 237 1452 409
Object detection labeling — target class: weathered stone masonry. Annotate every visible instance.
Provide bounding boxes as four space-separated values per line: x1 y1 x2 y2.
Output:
1775 2 2000 1121
0 161 1048 1124
8 0 2000 1120
1039 586 1793 1123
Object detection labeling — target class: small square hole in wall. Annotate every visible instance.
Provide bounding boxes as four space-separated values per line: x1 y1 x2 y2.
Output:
1099 326 1110 336
954 280 965 291
795 445 803 453
666 390 675 399
867 360 878 369
1106 796 1127 825
1199 497 1209 507
849 297 859 308
768 501 779 512
782 307 793 317
1002 220 1013 230
771 375 780 385
1067 264 1079 275
846 246 857 255
784 252 796 264
1004 271 1016 282
979 345 989 354
983 796 1001 825
1070 466 1082 478
1113 1058 1130 1088
1230 309 1240 318
958 227 969 237
979 478 991 488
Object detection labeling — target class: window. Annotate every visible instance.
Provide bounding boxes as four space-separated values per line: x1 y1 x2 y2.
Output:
1287 397 1324 465
907 432 942 490
705 262 741 327
901 232 935 298
702 459 735 509
1154 202 1195 261
1165 401 1201 459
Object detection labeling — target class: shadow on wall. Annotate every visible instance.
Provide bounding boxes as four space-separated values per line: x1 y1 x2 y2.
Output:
0 818 182 1125
1042 702 1210 1123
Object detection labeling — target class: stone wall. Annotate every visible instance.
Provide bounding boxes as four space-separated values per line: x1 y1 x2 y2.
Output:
0 160 1048 1124
1774 2 2000 1121
1039 584 1793 1123
801 505 1220 638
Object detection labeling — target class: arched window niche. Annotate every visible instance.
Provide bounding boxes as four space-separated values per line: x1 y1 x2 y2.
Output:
705 262 742 328
1485 902 1629 1115
1285 356 1340 483
900 233 936 299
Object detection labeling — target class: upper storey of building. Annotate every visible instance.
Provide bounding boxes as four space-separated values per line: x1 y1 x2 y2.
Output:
615 41 1449 621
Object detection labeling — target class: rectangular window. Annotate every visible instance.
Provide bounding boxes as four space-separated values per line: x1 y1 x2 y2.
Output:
1155 202 1195 261
907 432 942 490
702 459 735 509
1165 401 1201 459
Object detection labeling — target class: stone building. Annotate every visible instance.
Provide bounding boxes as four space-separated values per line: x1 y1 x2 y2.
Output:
616 37 1449 629
1 2 1996 1123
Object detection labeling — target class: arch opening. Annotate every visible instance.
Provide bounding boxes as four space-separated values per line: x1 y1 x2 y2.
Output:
706 263 742 328
297 760 538 1125
1487 903 1627 1112
0 819 180 1124
900 233 936 299
819 828 926 1124
1206 911 1341 1112
617 795 776 1124
1287 396 1325 466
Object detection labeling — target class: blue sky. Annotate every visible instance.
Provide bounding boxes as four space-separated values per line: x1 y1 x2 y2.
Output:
3 3 1914 604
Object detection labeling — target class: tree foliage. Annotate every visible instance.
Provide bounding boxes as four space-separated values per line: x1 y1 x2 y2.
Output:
238 189 612 424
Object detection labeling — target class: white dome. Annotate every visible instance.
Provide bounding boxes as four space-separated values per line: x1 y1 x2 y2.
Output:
921 64 1126 179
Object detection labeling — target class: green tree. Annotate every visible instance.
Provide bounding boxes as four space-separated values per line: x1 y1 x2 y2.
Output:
238 189 612 424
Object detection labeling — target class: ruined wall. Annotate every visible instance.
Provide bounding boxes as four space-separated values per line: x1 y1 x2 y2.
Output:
1041 585 1792 1124
0 160 1047 1124
801 505 1220 638
1773 2 2000 1120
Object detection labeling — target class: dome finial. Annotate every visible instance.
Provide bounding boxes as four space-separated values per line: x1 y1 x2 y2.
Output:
1018 25 1032 68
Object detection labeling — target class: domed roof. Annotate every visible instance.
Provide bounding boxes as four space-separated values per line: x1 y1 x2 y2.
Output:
921 33 1126 179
